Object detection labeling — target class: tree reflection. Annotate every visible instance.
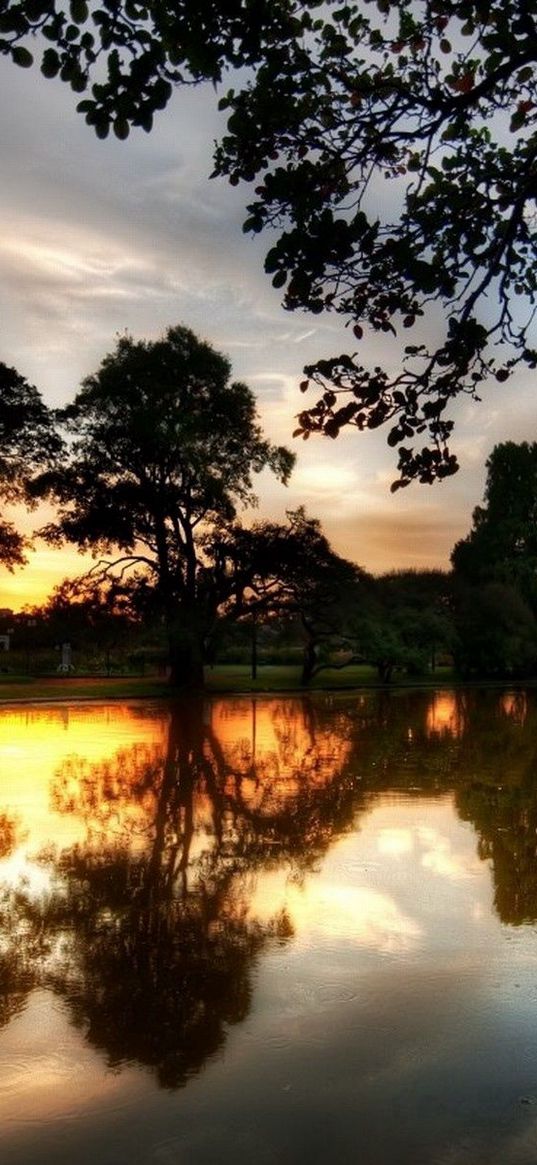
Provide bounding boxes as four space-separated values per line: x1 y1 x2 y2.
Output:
0 698 359 1087
2 689 537 1086
343 687 537 926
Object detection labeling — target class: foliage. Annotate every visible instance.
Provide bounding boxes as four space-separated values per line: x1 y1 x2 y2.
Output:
0 1 313 137
3 2 537 482
29 575 141 668
453 580 537 678
355 568 454 681
452 442 537 675
222 507 369 682
30 324 294 684
0 361 62 569
452 442 537 606
215 0 537 485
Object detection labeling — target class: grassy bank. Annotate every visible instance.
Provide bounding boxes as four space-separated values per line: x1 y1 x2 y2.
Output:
0 664 462 703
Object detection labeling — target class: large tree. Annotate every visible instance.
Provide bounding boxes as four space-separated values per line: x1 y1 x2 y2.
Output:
0 361 62 569
220 507 369 684
31 325 294 686
2 2 536 484
452 442 537 607
451 441 537 676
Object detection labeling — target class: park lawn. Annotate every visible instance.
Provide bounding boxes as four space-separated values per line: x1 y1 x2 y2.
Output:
0 664 458 702
0 675 171 702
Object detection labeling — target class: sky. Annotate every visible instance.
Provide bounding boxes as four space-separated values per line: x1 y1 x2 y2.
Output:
1 53 536 609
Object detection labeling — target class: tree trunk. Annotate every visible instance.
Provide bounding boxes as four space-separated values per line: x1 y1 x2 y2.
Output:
251 617 258 681
168 623 205 689
301 638 317 686
377 660 393 684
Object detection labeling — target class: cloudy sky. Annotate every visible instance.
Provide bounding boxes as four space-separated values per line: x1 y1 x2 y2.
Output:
1 54 535 608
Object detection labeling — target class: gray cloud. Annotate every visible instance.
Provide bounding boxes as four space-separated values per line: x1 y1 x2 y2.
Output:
1 57 537 603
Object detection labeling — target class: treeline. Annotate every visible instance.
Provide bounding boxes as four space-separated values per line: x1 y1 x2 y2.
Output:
1 326 536 686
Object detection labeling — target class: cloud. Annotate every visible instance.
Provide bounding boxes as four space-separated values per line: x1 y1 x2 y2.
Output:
2 55 537 604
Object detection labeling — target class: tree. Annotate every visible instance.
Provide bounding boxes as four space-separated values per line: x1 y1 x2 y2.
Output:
31 575 141 673
3 3 537 485
452 442 537 676
0 361 62 568
452 442 537 608
358 569 454 682
221 507 370 684
31 324 294 686
452 579 537 677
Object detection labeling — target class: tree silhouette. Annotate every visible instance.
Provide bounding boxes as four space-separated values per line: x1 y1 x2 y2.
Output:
452 442 537 675
3 2 537 481
219 508 370 684
0 362 62 568
31 325 294 686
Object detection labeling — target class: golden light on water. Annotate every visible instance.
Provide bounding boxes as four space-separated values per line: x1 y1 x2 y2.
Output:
500 691 527 724
0 704 167 864
426 692 465 738
210 697 352 812
0 690 532 1159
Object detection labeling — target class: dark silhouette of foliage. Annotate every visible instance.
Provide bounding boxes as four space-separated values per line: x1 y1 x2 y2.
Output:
30 324 294 686
452 442 537 675
220 507 370 683
453 580 537 678
0 361 62 568
453 442 537 606
2 2 536 482
0 1 312 136
355 569 454 682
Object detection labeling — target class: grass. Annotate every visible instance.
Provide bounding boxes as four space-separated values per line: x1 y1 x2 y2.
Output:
0 663 462 703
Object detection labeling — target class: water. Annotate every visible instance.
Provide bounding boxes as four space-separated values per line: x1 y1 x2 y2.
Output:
1 690 537 1164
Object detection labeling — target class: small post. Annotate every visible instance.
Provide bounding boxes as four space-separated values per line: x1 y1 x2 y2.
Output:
251 614 258 681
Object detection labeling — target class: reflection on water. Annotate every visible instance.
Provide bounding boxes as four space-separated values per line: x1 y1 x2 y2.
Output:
2 690 537 1163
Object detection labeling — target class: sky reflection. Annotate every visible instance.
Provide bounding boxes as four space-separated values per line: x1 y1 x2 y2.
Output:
1 691 537 1164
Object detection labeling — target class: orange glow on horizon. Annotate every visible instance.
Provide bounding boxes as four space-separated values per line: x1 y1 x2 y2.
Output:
0 546 96 611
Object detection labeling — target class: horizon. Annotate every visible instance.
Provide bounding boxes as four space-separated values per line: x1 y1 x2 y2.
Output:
1 57 535 608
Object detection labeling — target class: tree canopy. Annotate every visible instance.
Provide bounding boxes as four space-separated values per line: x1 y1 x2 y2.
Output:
452 442 537 675
31 324 294 684
222 506 369 682
452 441 537 605
2 1 536 484
0 361 62 569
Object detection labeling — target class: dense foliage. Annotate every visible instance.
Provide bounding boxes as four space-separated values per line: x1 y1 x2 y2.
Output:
452 442 537 675
30 325 294 684
0 362 62 568
2 2 537 482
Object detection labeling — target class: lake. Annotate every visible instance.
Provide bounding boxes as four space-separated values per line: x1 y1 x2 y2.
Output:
1 689 537 1164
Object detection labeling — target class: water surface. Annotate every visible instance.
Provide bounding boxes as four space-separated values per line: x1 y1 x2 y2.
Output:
1 690 537 1164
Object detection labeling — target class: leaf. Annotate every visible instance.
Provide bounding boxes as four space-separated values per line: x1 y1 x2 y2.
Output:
41 48 60 78
70 0 89 21
113 118 130 140
11 46 34 68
